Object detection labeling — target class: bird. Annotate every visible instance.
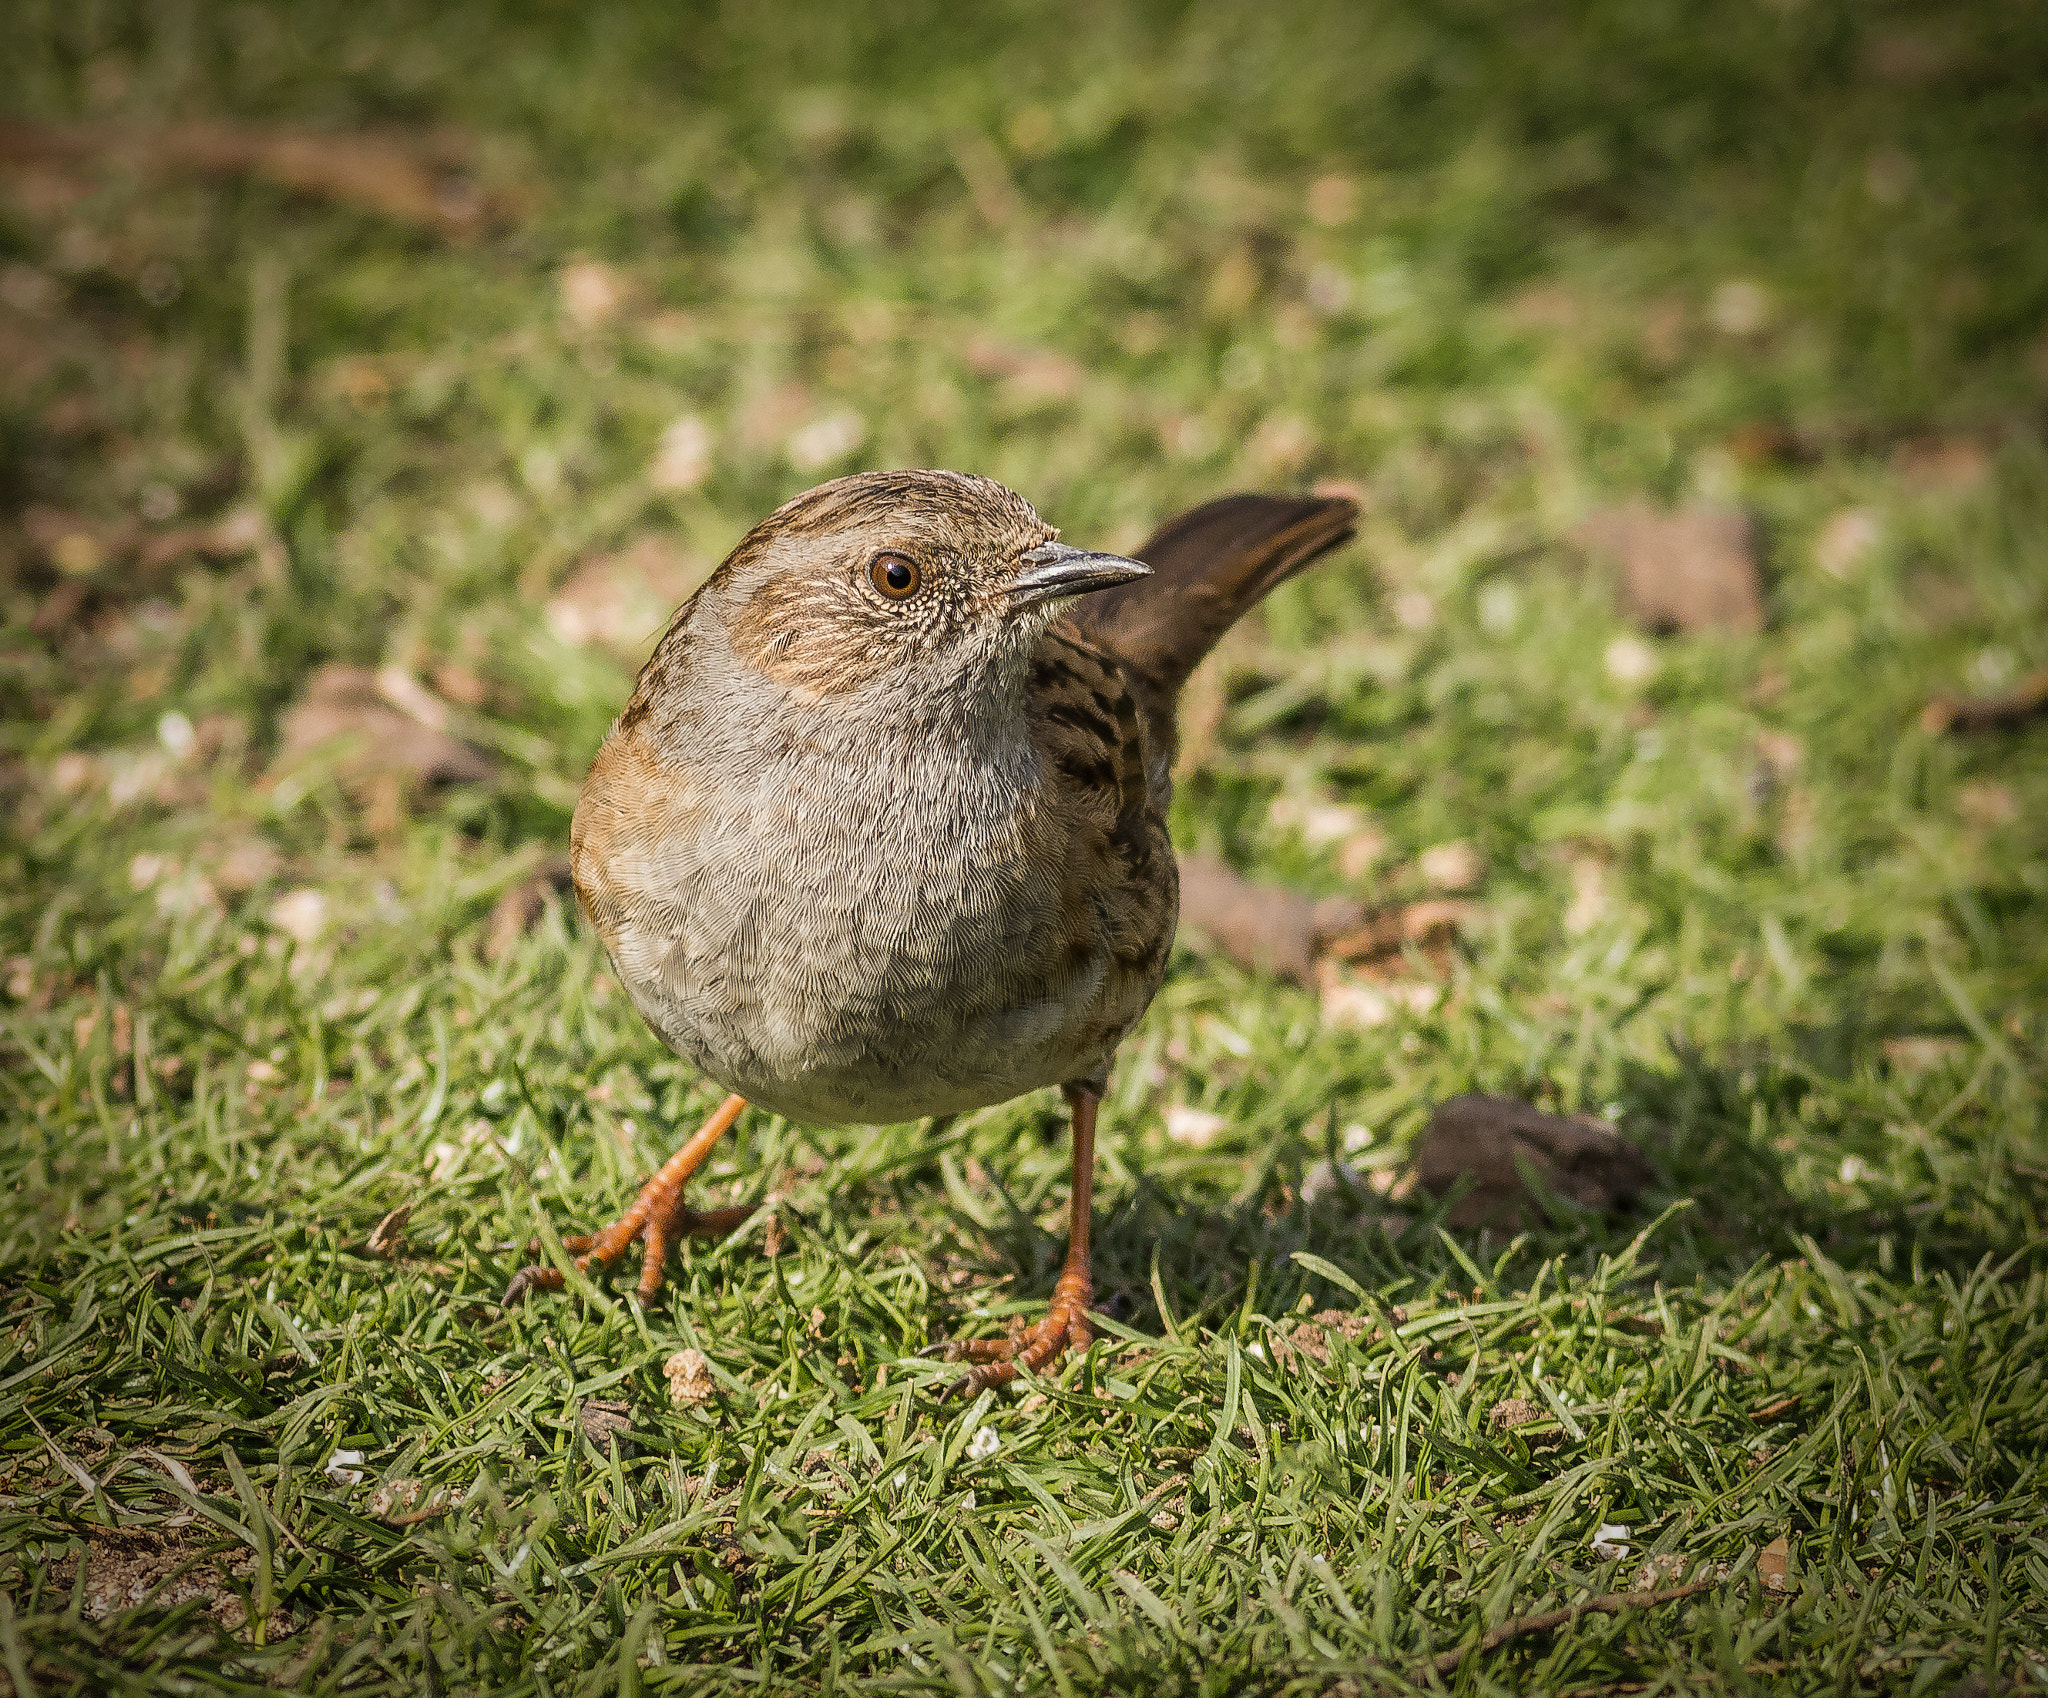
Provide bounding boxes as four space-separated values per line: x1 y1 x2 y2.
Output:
506 469 1357 1398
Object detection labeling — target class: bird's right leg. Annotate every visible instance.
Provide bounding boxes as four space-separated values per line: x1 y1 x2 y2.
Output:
926 1084 1100 1398
503 1092 752 1306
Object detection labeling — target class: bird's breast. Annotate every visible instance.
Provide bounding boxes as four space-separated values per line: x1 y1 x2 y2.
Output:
574 708 1158 1124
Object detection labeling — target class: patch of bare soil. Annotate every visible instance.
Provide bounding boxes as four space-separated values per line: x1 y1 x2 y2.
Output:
39 1523 289 1637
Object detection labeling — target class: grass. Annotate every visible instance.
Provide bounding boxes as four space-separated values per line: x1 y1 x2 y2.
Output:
3 0 2047 1691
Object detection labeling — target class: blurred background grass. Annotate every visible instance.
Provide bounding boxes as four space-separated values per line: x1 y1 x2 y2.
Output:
3 1 2047 1693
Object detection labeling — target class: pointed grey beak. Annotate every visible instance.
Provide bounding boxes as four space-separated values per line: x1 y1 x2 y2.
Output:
1005 541 1151 609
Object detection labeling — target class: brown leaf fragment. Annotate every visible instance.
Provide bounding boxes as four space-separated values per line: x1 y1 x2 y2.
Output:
578 1399 633 1451
1184 834 1478 989
19 505 281 631
1882 1035 1966 1073
1920 668 2048 735
1175 853 1359 986
1322 898 1477 966
0 118 504 236
544 533 711 657
1417 840 1486 893
1758 1534 1791 1592
664 1348 716 1407
1956 782 2018 828
366 1203 413 1260
213 838 282 893
964 333 1085 408
1749 1393 1801 1422
1574 501 1764 634
1489 1397 1545 1431
1723 421 1817 469
1892 434 1990 491
275 664 494 794
1318 976 1439 1030
1407 1093 1654 1229
487 854 574 961
1634 1552 1693 1591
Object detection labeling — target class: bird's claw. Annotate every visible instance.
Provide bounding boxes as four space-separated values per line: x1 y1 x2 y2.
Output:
927 1299 1093 1400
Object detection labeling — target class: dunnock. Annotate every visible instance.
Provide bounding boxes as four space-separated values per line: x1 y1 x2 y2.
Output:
509 470 1356 1396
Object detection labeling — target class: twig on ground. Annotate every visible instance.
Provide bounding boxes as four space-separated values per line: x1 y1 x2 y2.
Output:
1423 1575 1719 1676
1921 669 2048 735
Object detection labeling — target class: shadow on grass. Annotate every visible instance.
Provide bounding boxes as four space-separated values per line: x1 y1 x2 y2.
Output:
903 1022 2042 1348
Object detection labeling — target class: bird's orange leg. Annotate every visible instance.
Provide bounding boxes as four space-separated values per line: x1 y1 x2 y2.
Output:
503 1093 752 1306
931 1084 1099 1398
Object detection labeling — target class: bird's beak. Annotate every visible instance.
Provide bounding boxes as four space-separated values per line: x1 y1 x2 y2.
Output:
1004 541 1151 609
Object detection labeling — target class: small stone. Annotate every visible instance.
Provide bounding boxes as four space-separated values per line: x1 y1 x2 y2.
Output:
648 414 713 492
1417 841 1485 892
1164 1104 1227 1148
268 889 329 946
1604 636 1659 684
1814 507 1881 580
664 1348 715 1407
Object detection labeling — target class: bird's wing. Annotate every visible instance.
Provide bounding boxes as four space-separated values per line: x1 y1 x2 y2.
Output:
1062 493 1358 765
1025 622 1176 998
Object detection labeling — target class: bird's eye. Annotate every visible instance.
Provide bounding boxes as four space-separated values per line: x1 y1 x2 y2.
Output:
870 553 921 600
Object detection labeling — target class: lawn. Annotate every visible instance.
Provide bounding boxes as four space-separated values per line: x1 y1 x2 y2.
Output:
3 1 2047 1692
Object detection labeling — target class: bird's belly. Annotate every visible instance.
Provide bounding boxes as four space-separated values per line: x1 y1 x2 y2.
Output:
606 767 1151 1125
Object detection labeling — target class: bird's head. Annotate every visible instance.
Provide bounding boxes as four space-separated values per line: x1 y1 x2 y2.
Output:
694 469 1148 703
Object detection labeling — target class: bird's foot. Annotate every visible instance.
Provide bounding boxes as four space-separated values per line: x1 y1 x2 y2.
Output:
503 1196 755 1307
924 1265 1094 1399
502 1094 750 1306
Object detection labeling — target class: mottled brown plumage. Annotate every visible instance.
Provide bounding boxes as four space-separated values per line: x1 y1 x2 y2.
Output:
509 469 1356 1395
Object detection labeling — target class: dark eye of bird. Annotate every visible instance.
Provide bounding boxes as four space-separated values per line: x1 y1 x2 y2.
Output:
870 553 920 600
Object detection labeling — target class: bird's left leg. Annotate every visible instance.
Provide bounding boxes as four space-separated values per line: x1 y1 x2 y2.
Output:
503 1093 753 1306
932 1082 1100 1398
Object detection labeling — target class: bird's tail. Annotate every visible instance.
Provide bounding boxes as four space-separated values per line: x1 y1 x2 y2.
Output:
1065 492 1359 760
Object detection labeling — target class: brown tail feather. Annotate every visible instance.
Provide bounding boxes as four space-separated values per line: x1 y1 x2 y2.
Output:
1066 492 1358 759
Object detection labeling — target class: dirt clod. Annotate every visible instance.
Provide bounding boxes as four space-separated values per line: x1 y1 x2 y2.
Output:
664 1348 716 1407
1407 1093 1654 1228
1574 501 1764 634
